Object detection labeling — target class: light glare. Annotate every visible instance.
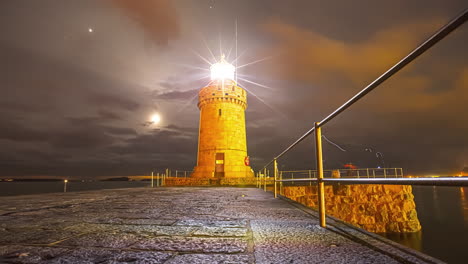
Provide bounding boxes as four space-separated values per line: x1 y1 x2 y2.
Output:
210 56 235 81
150 113 161 124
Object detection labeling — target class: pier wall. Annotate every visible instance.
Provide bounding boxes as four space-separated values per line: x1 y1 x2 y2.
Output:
164 177 258 186
282 184 421 233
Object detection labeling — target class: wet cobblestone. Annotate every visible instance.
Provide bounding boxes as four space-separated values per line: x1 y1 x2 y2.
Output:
0 187 442 263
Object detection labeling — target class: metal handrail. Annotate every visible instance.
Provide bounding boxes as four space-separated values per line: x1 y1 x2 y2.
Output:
279 168 404 178
257 9 468 228
261 8 468 170
275 177 468 187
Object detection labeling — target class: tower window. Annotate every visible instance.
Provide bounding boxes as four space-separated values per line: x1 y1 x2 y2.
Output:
219 109 222 116
225 93 228 95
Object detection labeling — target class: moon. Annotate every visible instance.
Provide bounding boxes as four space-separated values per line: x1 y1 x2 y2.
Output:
150 113 161 124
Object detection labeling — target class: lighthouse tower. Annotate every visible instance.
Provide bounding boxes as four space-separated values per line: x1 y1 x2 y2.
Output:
191 55 254 178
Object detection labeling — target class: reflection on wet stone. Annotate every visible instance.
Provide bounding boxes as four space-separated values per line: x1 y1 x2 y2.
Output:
0 187 442 263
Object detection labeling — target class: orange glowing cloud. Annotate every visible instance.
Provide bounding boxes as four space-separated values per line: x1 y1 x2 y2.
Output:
260 18 468 113
262 19 444 85
112 0 179 46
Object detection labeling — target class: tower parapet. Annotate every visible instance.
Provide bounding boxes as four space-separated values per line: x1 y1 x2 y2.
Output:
198 79 247 110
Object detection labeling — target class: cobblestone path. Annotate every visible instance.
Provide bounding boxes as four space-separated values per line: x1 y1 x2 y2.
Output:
0 187 441 263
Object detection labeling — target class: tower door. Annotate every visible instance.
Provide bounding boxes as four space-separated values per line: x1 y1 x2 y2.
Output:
214 153 225 178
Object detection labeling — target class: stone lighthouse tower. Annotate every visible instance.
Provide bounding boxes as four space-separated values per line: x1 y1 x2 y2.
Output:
192 55 254 178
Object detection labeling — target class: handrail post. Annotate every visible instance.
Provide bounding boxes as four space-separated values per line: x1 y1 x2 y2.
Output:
259 171 261 189
259 171 262 188
256 172 258 187
274 159 278 198
264 168 267 191
280 171 283 195
258 172 260 188
151 171 154 188
315 122 326 228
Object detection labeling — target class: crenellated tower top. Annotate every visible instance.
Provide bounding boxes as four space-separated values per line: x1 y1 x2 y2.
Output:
198 55 247 109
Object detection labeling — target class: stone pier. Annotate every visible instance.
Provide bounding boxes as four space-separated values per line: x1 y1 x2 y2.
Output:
0 187 439 263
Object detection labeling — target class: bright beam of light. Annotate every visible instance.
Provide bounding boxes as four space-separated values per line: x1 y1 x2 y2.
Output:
237 56 273 69
231 49 248 64
237 81 287 118
226 45 234 60
177 81 212 113
173 63 210 72
322 135 347 152
237 77 275 90
187 74 210 82
219 32 222 57
190 49 212 65
201 37 217 62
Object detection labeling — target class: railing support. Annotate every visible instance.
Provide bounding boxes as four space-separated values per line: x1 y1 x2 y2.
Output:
280 171 283 195
151 171 154 188
315 122 326 228
274 159 278 198
264 167 267 191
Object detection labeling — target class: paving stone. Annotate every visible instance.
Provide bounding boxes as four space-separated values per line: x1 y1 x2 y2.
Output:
175 219 248 228
193 226 248 237
49 248 172 264
117 218 176 225
131 236 248 253
0 245 69 264
60 232 140 248
0 228 83 245
117 225 197 236
166 253 253 264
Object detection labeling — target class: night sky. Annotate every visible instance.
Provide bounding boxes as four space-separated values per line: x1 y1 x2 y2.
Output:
1 0 467 178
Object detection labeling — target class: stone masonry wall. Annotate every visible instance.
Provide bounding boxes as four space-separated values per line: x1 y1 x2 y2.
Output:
192 80 253 178
282 184 421 233
165 177 258 186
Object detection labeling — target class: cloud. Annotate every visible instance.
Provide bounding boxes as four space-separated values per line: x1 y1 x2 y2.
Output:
0 120 48 142
88 93 140 111
112 0 180 46
154 89 198 100
262 19 444 84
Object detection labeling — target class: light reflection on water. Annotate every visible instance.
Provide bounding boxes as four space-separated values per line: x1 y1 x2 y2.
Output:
385 186 468 264
460 187 468 227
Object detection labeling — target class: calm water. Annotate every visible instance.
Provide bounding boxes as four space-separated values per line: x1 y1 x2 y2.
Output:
384 186 468 263
0 183 466 263
0 181 149 196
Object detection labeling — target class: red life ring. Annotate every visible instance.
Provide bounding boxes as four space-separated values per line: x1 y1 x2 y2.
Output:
244 156 250 166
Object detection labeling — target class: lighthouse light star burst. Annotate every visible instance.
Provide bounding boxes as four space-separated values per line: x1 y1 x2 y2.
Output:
210 55 235 81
